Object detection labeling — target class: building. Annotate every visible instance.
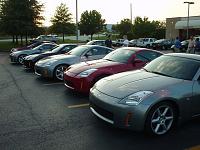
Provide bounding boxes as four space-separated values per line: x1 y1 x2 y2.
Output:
166 16 200 41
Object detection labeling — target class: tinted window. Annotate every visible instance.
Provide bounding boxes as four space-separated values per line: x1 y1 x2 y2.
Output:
68 46 89 56
137 51 161 61
86 47 109 56
104 48 135 63
144 55 200 80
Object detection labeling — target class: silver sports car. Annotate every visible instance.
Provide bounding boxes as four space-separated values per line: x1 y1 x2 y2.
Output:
89 53 200 136
35 45 113 80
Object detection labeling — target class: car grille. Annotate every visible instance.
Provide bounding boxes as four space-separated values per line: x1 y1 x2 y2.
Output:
90 102 113 121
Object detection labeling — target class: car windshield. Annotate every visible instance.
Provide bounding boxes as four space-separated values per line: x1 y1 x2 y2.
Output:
67 46 88 56
51 45 63 53
103 48 135 63
144 55 200 80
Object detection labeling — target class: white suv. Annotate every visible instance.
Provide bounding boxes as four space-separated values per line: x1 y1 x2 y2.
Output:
136 38 157 48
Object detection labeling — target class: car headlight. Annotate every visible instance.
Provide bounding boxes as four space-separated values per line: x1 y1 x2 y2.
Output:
119 91 154 106
77 68 97 77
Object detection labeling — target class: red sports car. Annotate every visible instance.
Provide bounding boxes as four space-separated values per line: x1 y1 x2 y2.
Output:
63 47 163 94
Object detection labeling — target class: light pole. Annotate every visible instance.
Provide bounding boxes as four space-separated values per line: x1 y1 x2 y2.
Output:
130 3 133 24
184 1 194 39
76 0 78 42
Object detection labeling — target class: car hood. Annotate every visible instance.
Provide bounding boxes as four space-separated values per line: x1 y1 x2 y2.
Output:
13 49 32 55
69 59 122 74
24 54 40 60
37 54 79 65
94 70 183 99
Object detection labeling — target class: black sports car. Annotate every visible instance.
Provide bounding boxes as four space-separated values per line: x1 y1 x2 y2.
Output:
23 44 78 69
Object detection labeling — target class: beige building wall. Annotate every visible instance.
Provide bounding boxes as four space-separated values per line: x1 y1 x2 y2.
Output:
166 17 181 40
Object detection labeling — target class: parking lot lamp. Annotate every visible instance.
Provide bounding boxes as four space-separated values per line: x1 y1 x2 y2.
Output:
184 1 194 39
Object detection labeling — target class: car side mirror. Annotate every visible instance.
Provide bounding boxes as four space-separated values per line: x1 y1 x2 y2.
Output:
134 59 143 63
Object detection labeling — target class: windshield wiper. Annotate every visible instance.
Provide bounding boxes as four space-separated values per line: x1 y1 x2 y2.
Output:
150 71 172 77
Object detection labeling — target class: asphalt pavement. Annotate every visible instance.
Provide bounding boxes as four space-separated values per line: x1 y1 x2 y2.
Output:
0 52 200 150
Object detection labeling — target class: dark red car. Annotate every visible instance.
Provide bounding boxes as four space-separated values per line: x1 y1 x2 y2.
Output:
63 47 163 94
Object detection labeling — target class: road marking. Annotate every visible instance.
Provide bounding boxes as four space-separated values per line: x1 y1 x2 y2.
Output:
43 82 63 86
186 145 200 150
68 103 90 108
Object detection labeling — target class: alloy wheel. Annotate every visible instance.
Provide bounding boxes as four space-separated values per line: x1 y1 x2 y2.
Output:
150 105 174 135
55 65 68 80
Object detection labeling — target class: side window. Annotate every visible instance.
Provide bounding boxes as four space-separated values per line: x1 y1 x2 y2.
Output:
136 51 160 61
150 39 153 42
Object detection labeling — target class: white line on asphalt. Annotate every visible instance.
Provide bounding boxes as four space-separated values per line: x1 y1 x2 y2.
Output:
68 103 90 109
43 82 63 86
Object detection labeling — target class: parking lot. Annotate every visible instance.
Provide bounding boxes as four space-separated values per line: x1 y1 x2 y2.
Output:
0 52 200 150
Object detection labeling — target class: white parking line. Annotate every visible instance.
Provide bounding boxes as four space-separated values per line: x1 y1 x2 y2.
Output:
43 82 63 86
68 103 89 108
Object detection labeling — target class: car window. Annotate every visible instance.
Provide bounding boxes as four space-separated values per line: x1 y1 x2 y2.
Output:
136 51 161 61
144 55 200 80
104 48 135 63
87 47 110 56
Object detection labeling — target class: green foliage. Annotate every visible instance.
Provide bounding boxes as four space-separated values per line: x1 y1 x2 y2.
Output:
0 0 44 39
49 3 75 41
115 16 166 39
79 10 105 40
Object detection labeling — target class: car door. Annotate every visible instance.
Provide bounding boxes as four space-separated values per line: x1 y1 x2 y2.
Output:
136 50 161 68
84 47 111 61
191 68 200 116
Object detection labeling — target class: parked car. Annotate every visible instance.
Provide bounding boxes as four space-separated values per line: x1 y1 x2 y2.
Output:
136 38 157 48
10 41 53 53
10 43 57 64
35 45 114 80
171 40 189 52
23 44 78 69
86 40 106 46
63 47 163 93
152 39 174 50
90 53 200 136
129 39 138 47
112 39 126 47
30 35 59 43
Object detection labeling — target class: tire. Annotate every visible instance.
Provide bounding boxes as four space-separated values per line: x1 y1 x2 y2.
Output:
18 55 27 64
54 64 69 81
145 102 177 136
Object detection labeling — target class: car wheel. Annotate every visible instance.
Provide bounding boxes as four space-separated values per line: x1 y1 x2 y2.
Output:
18 55 27 64
145 102 177 136
54 64 69 81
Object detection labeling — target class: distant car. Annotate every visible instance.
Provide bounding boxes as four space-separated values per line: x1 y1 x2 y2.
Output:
86 40 106 46
152 39 174 50
35 45 114 80
10 43 58 64
23 44 78 69
90 53 200 136
10 41 53 53
30 35 59 43
129 39 138 47
63 47 163 93
171 40 189 52
136 38 157 48
112 39 125 47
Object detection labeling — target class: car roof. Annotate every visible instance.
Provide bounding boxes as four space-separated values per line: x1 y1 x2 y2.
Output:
118 47 164 53
165 53 200 61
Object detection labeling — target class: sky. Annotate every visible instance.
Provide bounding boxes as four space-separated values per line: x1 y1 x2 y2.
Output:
39 0 200 26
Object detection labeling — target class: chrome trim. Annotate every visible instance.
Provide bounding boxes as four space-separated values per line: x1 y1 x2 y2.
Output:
35 71 41 76
90 107 114 124
64 83 74 90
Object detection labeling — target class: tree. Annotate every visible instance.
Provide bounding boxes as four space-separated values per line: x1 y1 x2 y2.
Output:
79 10 105 40
114 19 133 39
0 0 44 44
50 3 75 42
132 16 166 39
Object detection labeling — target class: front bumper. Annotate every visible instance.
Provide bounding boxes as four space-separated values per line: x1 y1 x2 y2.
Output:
23 59 35 69
89 88 149 131
64 71 92 93
34 65 54 78
9 54 18 63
